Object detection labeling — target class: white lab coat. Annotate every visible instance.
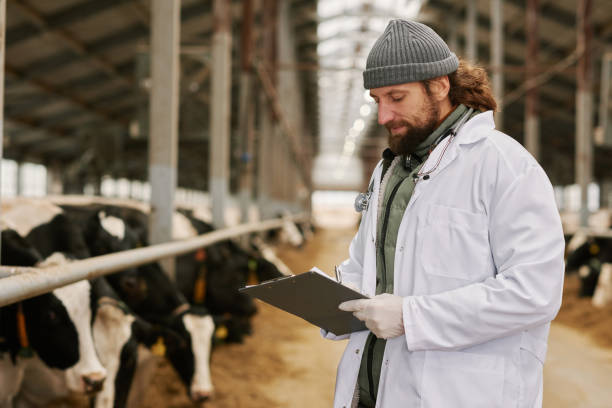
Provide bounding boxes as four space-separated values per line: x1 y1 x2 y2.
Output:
325 111 565 408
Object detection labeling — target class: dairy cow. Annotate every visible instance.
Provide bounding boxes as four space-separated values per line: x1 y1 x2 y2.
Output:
172 210 289 343
59 204 216 403
2 200 158 408
0 230 106 407
566 232 612 303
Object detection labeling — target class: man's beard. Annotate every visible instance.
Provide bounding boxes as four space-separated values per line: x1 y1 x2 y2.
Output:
386 95 440 156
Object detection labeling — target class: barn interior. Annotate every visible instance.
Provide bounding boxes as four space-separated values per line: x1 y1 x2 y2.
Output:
0 0 611 407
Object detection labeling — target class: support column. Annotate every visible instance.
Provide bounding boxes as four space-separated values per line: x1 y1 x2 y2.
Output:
447 12 459 55
238 0 254 223
46 161 63 195
0 0 5 262
209 0 232 228
490 0 504 130
257 0 278 220
257 91 272 219
601 181 612 208
148 0 180 280
16 162 23 196
525 0 540 161
466 0 478 62
576 0 593 227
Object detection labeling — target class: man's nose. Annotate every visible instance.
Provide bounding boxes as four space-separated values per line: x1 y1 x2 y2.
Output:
377 103 394 125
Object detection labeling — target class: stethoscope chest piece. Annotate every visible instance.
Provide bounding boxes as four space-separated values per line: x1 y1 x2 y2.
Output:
354 191 372 213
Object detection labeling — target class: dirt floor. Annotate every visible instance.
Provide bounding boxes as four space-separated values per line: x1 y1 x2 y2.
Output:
136 229 612 407
553 274 612 348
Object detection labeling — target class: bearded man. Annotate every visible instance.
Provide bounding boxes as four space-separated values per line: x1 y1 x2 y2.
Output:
324 20 565 408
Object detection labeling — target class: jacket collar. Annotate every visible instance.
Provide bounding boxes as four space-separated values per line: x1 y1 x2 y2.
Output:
454 110 495 145
414 110 495 187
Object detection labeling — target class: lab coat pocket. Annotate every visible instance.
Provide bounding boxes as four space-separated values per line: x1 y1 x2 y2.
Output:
421 350 505 408
518 332 546 407
420 204 489 280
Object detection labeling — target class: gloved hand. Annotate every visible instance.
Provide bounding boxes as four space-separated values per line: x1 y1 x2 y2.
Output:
341 281 361 293
339 293 405 339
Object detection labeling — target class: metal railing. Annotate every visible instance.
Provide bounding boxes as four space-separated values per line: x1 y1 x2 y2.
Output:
0 214 307 307
569 227 612 239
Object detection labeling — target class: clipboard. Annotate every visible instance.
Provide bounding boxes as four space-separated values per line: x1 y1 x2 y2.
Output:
239 269 368 336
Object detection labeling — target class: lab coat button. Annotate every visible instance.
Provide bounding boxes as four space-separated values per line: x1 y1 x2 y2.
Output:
355 349 360 354
399 246 404 252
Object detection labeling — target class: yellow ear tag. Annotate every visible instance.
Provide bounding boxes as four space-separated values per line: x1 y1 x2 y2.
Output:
590 244 600 255
215 325 228 340
247 260 259 286
193 266 207 304
151 336 166 357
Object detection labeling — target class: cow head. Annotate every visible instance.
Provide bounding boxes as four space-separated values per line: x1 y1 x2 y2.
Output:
54 279 107 394
162 307 215 403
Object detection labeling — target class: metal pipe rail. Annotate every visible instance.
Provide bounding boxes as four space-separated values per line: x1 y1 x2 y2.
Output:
0 214 307 307
574 228 612 239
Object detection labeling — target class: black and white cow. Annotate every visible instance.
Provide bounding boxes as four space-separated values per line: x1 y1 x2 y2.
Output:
173 209 288 343
59 204 216 403
90 276 194 408
0 230 106 407
565 232 612 298
2 201 149 407
2 201 140 408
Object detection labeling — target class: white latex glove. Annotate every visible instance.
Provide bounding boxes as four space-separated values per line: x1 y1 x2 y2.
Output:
339 293 405 339
341 281 361 293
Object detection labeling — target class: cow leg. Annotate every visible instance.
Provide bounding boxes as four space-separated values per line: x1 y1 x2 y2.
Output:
92 303 136 408
593 264 612 308
125 347 158 408
0 356 24 408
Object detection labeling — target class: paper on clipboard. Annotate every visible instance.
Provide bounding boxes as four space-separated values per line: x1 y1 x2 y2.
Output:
239 267 368 336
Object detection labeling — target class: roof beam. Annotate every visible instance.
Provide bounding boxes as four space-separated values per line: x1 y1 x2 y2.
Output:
5 63 127 127
6 0 134 47
11 0 134 88
12 0 239 80
426 0 568 60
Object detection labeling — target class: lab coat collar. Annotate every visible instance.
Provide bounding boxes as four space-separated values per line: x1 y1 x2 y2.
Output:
455 110 496 145
419 110 494 174
406 111 495 212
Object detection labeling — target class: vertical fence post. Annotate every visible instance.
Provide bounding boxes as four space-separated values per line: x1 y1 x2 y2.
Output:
576 0 593 228
525 0 540 161
209 0 232 228
148 0 181 280
490 0 504 130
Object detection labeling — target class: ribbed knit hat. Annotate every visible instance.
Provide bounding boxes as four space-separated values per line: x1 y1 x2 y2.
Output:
363 19 459 89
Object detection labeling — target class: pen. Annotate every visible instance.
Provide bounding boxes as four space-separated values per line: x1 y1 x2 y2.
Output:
334 265 342 284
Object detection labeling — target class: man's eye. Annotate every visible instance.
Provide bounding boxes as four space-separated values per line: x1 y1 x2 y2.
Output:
391 96 404 102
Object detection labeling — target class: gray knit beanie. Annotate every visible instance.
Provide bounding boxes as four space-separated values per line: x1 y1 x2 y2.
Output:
363 19 459 89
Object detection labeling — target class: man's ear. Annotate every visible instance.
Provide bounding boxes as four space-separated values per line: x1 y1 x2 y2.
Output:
428 76 450 101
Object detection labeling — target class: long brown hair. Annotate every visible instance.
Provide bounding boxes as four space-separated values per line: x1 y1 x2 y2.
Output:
446 59 497 112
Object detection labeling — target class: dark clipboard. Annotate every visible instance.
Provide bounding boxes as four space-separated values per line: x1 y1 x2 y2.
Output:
239 270 368 336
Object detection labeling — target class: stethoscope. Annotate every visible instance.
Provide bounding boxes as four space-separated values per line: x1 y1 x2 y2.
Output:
354 108 474 213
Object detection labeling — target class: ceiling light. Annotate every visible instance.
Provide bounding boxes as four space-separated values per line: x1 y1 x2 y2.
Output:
360 104 371 116
353 118 365 131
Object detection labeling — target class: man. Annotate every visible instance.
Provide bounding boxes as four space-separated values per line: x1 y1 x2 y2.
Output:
325 20 565 408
